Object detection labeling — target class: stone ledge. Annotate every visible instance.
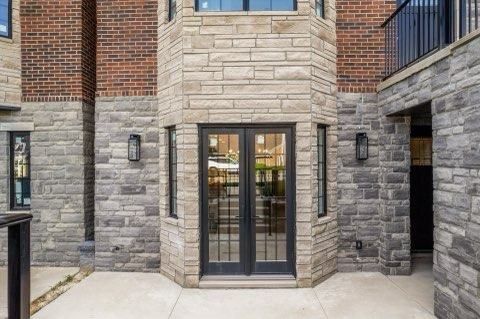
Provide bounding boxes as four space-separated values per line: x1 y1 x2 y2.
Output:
193 10 300 17
377 28 480 92
0 122 34 131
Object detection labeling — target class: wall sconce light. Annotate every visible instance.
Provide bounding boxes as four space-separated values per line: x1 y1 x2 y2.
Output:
128 134 141 161
356 133 369 160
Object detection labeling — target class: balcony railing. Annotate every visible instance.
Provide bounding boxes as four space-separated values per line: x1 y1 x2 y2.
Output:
382 0 479 77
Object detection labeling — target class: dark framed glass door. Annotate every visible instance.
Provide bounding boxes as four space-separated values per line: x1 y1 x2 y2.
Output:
200 126 295 276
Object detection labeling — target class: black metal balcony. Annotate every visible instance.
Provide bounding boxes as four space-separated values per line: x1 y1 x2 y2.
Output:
382 0 479 77
1 213 33 319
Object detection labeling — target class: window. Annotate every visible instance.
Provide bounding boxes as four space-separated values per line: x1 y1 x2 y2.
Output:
169 0 177 21
317 126 327 217
168 127 178 218
315 0 324 18
10 132 31 210
0 0 11 38
196 0 295 11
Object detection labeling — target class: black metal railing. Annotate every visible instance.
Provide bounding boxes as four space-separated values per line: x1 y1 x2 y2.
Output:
382 0 479 77
1 213 33 319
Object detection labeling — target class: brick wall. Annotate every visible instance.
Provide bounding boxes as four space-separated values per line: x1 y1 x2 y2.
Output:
96 0 157 97
21 0 96 103
336 0 395 92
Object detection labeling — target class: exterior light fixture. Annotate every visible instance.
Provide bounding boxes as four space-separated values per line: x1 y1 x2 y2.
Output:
128 134 141 161
356 133 368 160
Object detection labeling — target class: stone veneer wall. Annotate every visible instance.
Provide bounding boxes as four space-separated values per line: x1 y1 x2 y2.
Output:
0 102 94 266
158 0 185 285
377 35 480 318
94 96 160 271
310 3 338 284
337 93 382 272
156 0 338 287
0 0 21 106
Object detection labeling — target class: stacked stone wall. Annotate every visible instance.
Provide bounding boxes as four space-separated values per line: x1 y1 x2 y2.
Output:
337 93 382 272
377 35 480 318
94 96 160 271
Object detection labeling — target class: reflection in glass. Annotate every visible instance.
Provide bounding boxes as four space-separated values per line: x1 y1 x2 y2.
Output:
208 134 241 262
0 0 9 37
198 0 243 11
11 132 31 209
249 0 294 11
254 133 287 262
169 128 178 217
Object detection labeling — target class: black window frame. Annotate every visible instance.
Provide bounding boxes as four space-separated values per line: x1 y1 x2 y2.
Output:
317 125 327 217
315 0 325 18
168 0 177 21
168 127 178 218
195 0 297 12
0 0 12 39
10 132 31 210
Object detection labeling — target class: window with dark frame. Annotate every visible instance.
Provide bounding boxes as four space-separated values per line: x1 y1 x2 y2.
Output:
10 132 31 210
196 0 296 12
169 0 177 21
0 0 12 38
315 0 325 18
168 127 178 218
317 126 327 217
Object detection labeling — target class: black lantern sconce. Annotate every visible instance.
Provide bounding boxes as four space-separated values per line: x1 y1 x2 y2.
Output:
128 134 141 161
356 133 369 160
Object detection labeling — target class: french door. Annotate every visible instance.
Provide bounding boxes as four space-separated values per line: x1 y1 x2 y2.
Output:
200 126 295 276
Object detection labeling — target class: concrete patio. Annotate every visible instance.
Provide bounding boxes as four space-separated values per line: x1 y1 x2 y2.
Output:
0 267 79 319
32 258 434 319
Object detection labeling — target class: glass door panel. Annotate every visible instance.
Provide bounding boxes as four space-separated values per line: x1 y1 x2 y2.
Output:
254 133 287 262
249 128 293 274
202 129 245 275
207 133 241 263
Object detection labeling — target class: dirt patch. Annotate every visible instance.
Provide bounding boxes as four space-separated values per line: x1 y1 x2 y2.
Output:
30 270 92 315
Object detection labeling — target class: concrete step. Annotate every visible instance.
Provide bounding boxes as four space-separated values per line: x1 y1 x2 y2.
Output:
199 275 297 289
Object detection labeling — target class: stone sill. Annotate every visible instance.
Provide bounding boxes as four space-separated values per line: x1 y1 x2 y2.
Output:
0 36 13 44
0 122 34 132
164 216 180 226
377 28 480 92
5 210 31 214
194 10 300 17
317 215 335 225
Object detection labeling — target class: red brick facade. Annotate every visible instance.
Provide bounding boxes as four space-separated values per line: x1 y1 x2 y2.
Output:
96 0 158 97
21 0 96 103
337 0 396 93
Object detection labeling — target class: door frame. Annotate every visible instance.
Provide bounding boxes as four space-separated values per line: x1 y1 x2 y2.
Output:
199 124 296 277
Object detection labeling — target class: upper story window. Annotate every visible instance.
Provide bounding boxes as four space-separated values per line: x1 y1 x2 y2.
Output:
196 0 295 11
10 132 31 210
169 0 177 21
0 0 11 38
315 0 325 18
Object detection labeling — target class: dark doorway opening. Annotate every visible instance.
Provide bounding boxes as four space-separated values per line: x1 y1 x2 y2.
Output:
410 114 434 253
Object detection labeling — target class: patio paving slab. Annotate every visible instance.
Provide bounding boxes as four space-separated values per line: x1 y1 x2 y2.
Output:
0 267 79 319
33 266 434 319
32 272 182 319
388 257 434 314
314 272 434 319
170 288 327 319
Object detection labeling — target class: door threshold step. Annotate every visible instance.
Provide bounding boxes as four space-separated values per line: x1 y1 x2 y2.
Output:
199 275 297 289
